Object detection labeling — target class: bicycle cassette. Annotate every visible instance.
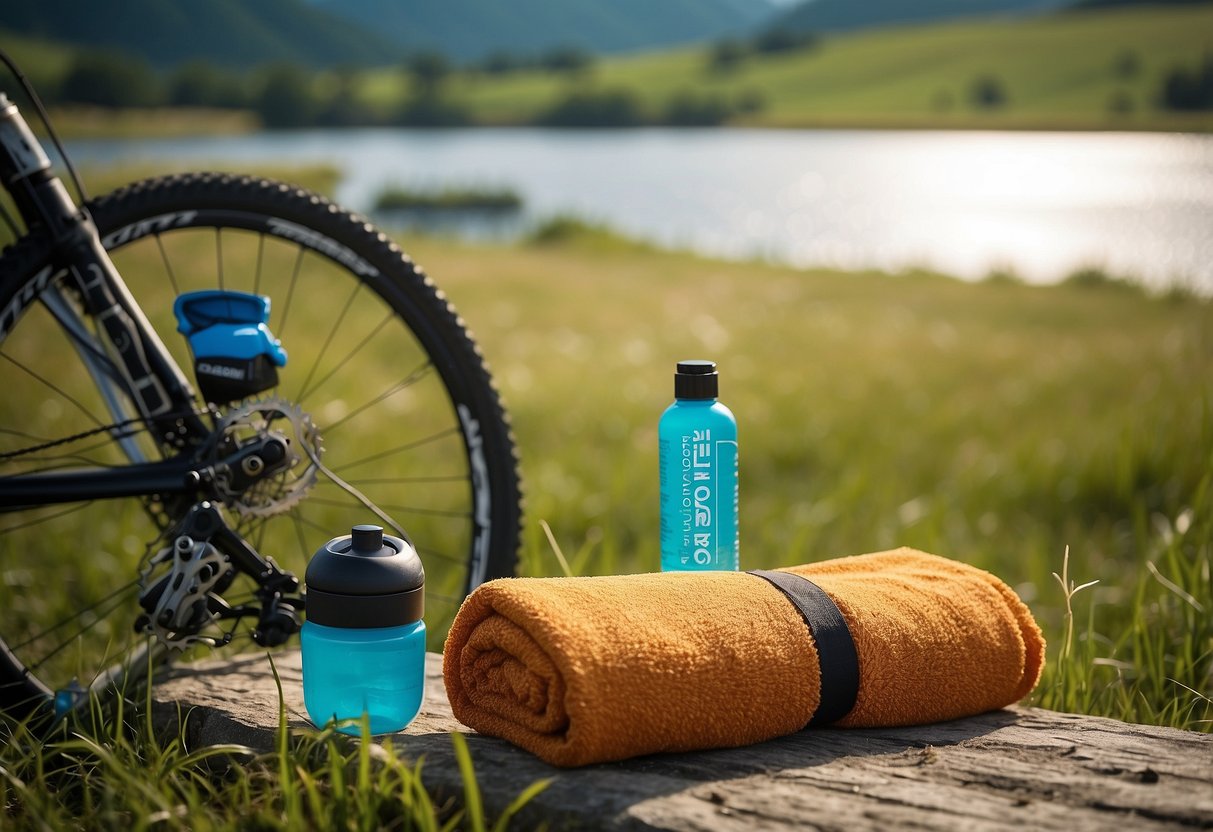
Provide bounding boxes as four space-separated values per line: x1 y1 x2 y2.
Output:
208 398 322 518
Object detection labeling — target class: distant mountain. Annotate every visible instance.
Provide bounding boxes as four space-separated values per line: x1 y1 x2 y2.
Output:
773 0 1066 33
0 0 401 69
1069 0 1213 9
312 0 780 61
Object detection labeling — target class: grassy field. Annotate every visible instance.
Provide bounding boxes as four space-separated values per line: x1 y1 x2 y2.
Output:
1 165 1210 826
369 5 1213 131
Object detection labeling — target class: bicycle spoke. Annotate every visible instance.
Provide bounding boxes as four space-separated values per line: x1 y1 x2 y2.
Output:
0 426 51 444
253 518 270 559
215 228 224 292
291 511 335 539
9 578 142 651
289 491 466 565
315 474 467 486
403 547 466 566
294 309 394 402
0 501 92 534
370 503 471 520
290 512 311 561
253 234 265 296
26 585 141 673
296 300 388 403
5 455 123 472
154 233 180 296
303 495 468 520
294 280 363 402
323 361 435 435
0 352 102 428
277 247 306 334
415 545 466 566
333 426 459 473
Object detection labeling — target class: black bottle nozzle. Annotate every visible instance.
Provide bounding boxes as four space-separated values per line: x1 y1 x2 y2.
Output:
675 359 718 399
351 524 385 554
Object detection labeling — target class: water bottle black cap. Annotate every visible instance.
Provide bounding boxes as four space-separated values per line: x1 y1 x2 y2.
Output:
674 359 718 399
305 525 425 628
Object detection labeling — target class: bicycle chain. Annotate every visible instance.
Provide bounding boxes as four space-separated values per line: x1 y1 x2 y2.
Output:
0 407 211 462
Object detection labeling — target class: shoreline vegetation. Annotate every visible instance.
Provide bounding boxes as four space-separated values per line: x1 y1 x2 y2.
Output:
516 214 1209 300
9 5 1212 138
373 185 523 214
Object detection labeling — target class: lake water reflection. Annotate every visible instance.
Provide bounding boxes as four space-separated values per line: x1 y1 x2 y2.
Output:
67 128 1213 292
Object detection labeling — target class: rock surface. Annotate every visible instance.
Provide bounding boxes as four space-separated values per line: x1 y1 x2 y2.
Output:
152 650 1213 830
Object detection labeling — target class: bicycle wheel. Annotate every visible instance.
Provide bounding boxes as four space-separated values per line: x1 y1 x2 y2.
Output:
0 172 522 717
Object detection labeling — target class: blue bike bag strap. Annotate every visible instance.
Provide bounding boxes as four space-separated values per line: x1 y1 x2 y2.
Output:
748 569 860 726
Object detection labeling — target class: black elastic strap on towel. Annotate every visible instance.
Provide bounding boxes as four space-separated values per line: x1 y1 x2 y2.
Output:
749 570 859 727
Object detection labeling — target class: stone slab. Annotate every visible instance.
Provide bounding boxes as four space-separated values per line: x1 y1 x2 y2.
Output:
151 651 1213 830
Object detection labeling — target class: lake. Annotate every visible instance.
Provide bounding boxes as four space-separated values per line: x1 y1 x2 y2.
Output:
66 128 1213 292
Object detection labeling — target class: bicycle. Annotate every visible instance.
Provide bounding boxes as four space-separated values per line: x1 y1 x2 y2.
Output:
0 52 523 722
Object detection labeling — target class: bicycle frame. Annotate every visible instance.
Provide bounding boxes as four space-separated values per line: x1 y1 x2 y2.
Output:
0 92 212 509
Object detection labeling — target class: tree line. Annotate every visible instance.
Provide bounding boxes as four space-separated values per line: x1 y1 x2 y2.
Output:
38 46 771 128
38 47 603 127
36 41 1213 129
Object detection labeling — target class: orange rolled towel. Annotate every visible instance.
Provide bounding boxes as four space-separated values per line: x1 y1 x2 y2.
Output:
443 547 1044 767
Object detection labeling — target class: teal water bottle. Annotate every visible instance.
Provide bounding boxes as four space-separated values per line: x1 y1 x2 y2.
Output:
302 525 426 735
659 360 739 571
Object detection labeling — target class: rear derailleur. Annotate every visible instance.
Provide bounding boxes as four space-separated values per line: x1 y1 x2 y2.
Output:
135 501 304 650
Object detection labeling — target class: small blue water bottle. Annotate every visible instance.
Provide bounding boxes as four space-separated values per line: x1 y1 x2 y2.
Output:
302 524 426 735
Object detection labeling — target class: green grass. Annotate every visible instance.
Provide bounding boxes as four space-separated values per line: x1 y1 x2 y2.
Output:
356 5 1213 131
0 664 546 830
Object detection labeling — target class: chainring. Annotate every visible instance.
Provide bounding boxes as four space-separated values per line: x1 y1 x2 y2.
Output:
209 397 322 518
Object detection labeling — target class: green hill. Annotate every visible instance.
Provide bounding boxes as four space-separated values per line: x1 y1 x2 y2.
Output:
774 0 1064 33
383 4 1211 130
314 0 777 61
0 0 782 70
0 0 401 69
